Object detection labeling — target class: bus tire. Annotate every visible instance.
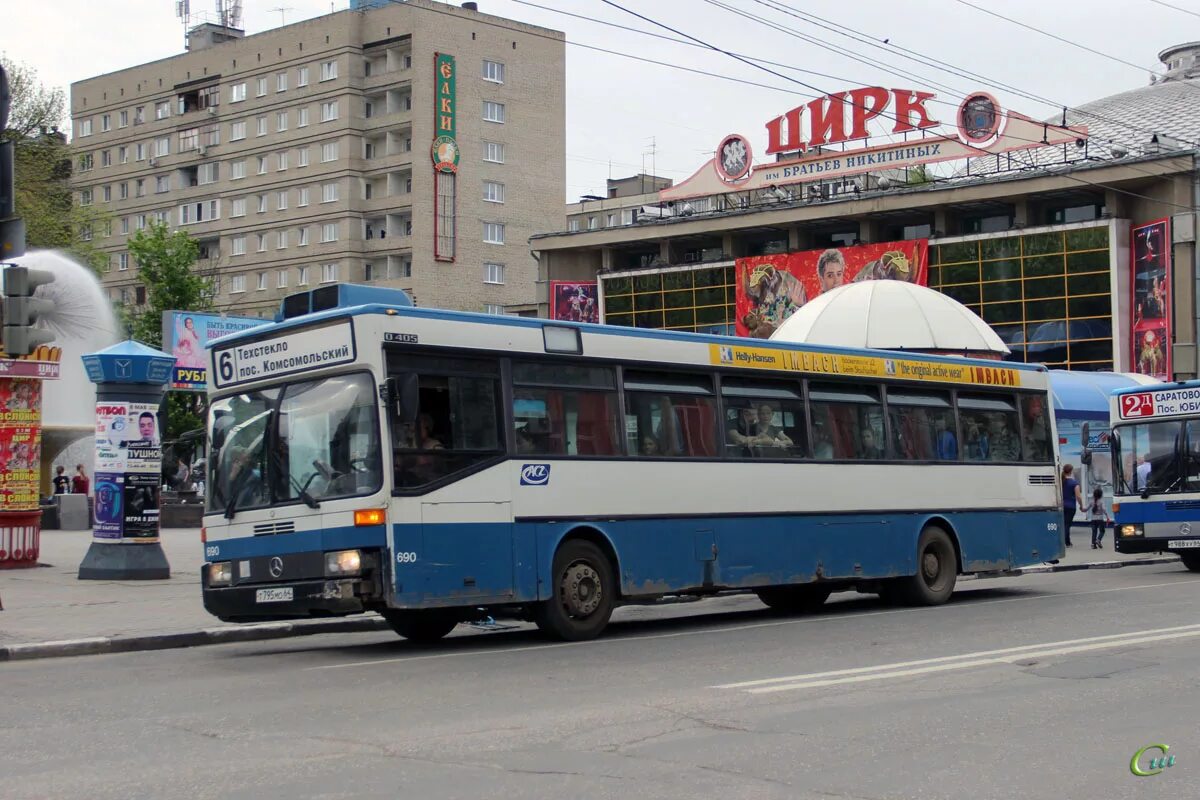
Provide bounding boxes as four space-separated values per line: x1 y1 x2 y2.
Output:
381 610 459 643
1180 552 1200 572
891 525 958 606
755 585 832 613
535 539 616 641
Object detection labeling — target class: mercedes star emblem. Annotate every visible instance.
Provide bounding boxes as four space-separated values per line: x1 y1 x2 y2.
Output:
269 556 284 578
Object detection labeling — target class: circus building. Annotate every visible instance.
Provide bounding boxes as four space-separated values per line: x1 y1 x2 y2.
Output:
532 43 1200 381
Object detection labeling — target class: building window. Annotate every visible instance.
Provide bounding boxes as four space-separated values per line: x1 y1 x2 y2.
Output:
588 217 597 230
177 199 220 225
257 194 267 213
321 141 338 162
231 197 246 217
152 102 168 121
276 72 288 92
483 222 505 244
607 213 616 227
483 141 505 163
256 77 267 97
119 182 129 200
231 160 246 180
257 272 268 291
134 106 145 124
101 150 112 167
135 213 147 229
277 191 288 210
121 217 129 234
256 116 267 136
482 101 505 123
230 82 247 103
298 227 309 246
119 110 129 128
601 264 736 334
298 186 309 206
178 128 199 151
276 111 288 132
101 114 111 132
277 269 289 289
118 146 128 164
78 118 93 137
135 286 146 305
320 60 338 81
230 275 246 294
135 143 145 162
568 219 580 232
484 262 505 284
298 266 310 285
482 59 505 83
79 189 93 206
298 147 310 167
321 262 339 283
483 304 505 315
321 223 338 242
257 155 267 175
297 107 309 127
277 151 288 171
297 66 309 86
118 253 129 271
156 175 170 193
483 180 505 204
321 182 339 203
320 101 338 122
231 235 246 256
103 185 112 202
197 163 219 185
135 179 146 197
78 153 94 172
256 233 266 252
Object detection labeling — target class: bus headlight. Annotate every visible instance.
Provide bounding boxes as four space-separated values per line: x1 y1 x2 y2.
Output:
209 561 233 586
325 549 362 576
1119 524 1144 538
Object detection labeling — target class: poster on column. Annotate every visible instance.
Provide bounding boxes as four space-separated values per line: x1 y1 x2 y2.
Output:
93 401 163 541
735 239 929 338
1131 219 1171 380
0 379 43 512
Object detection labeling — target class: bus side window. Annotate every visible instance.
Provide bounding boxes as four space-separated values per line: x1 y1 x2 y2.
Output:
887 390 957 461
719 377 806 459
958 394 1021 462
809 383 882 460
1020 394 1052 463
623 370 717 458
511 362 621 456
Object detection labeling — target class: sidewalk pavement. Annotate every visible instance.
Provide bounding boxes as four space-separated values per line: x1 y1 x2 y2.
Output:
0 526 1181 662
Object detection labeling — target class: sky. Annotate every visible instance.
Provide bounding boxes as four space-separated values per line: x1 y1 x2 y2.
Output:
3 0 1196 201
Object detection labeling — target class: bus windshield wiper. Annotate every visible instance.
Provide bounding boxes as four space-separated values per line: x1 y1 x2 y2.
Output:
224 469 253 520
292 472 322 509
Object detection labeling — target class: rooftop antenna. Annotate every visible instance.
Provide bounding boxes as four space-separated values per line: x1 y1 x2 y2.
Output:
175 0 191 48
215 0 244 28
269 5 295 25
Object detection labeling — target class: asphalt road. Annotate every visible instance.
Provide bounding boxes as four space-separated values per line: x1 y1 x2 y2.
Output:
3 565 1199 800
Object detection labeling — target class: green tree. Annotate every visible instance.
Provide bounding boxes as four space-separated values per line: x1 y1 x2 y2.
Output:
1 56 108 272
125 220 214 439
906 164 936 186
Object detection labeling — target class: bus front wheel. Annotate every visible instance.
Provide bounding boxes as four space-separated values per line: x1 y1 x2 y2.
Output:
535 539 616 641
382 610 459 643
885 525 958 606
1180 552 1200 572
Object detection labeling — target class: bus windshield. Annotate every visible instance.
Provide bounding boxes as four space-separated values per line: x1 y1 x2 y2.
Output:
207 372 382 515
1112 420 1186 496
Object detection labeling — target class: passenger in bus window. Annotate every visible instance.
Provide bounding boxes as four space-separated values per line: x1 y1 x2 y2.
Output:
988 415 1021 461
640 435 660 456
754 403 793 452
857 427 884 459
935 415 958 460
726 407 758 457
812 422 834 459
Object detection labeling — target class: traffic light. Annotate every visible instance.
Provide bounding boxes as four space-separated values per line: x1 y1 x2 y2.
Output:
2 266 55 356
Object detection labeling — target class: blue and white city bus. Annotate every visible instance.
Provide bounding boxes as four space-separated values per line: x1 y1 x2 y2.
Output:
200 284 1064 642
1110 380 1200 572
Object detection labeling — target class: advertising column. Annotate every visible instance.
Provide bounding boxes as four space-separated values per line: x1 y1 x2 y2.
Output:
78 341 176 580
0 378 43 567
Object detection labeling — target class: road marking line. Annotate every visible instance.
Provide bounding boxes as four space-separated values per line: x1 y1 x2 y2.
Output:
742 628 1200 694
306 578 1196 672
714 622 1200 689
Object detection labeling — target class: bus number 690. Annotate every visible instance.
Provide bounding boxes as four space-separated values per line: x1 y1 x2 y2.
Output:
396 552 418 564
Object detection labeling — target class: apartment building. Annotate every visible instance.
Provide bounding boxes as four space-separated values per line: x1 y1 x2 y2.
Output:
69 0 566 317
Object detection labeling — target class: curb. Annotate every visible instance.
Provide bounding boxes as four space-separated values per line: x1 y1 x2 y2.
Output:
1009 554 1181 575
0 616 391 663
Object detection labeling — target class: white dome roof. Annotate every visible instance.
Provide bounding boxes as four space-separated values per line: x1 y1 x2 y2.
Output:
769 280 1010 355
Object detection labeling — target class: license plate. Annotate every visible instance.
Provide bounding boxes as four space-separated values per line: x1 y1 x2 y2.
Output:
255 587 294 603
1168 540 1200 549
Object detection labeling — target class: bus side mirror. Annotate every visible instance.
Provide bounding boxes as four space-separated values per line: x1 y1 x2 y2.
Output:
386 375 419 423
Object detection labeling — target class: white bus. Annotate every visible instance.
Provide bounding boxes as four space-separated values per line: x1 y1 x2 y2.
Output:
201 284 1063 641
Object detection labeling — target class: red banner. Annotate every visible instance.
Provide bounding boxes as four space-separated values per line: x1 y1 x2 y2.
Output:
550 282 600 323
1131 218 1171 380
0 379 43 512
735 239 928 337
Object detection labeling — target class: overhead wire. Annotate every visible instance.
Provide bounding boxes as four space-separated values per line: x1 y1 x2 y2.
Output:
1148 0 1200 20
596 0 1197 212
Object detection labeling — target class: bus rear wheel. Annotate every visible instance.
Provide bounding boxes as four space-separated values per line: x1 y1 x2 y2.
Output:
381 610 459 643
1180 552 1200 572
755 585 832 613
535 539 616 641
886 525 958 606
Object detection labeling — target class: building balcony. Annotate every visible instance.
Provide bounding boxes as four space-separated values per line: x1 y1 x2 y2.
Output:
362 233 414 253
360 194 413 214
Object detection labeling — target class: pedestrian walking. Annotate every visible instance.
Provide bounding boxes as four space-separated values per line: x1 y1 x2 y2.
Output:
1087 487 1110 549
1062 464 1082 547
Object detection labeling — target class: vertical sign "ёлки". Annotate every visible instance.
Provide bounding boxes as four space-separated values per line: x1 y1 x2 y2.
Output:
432 53 459 262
